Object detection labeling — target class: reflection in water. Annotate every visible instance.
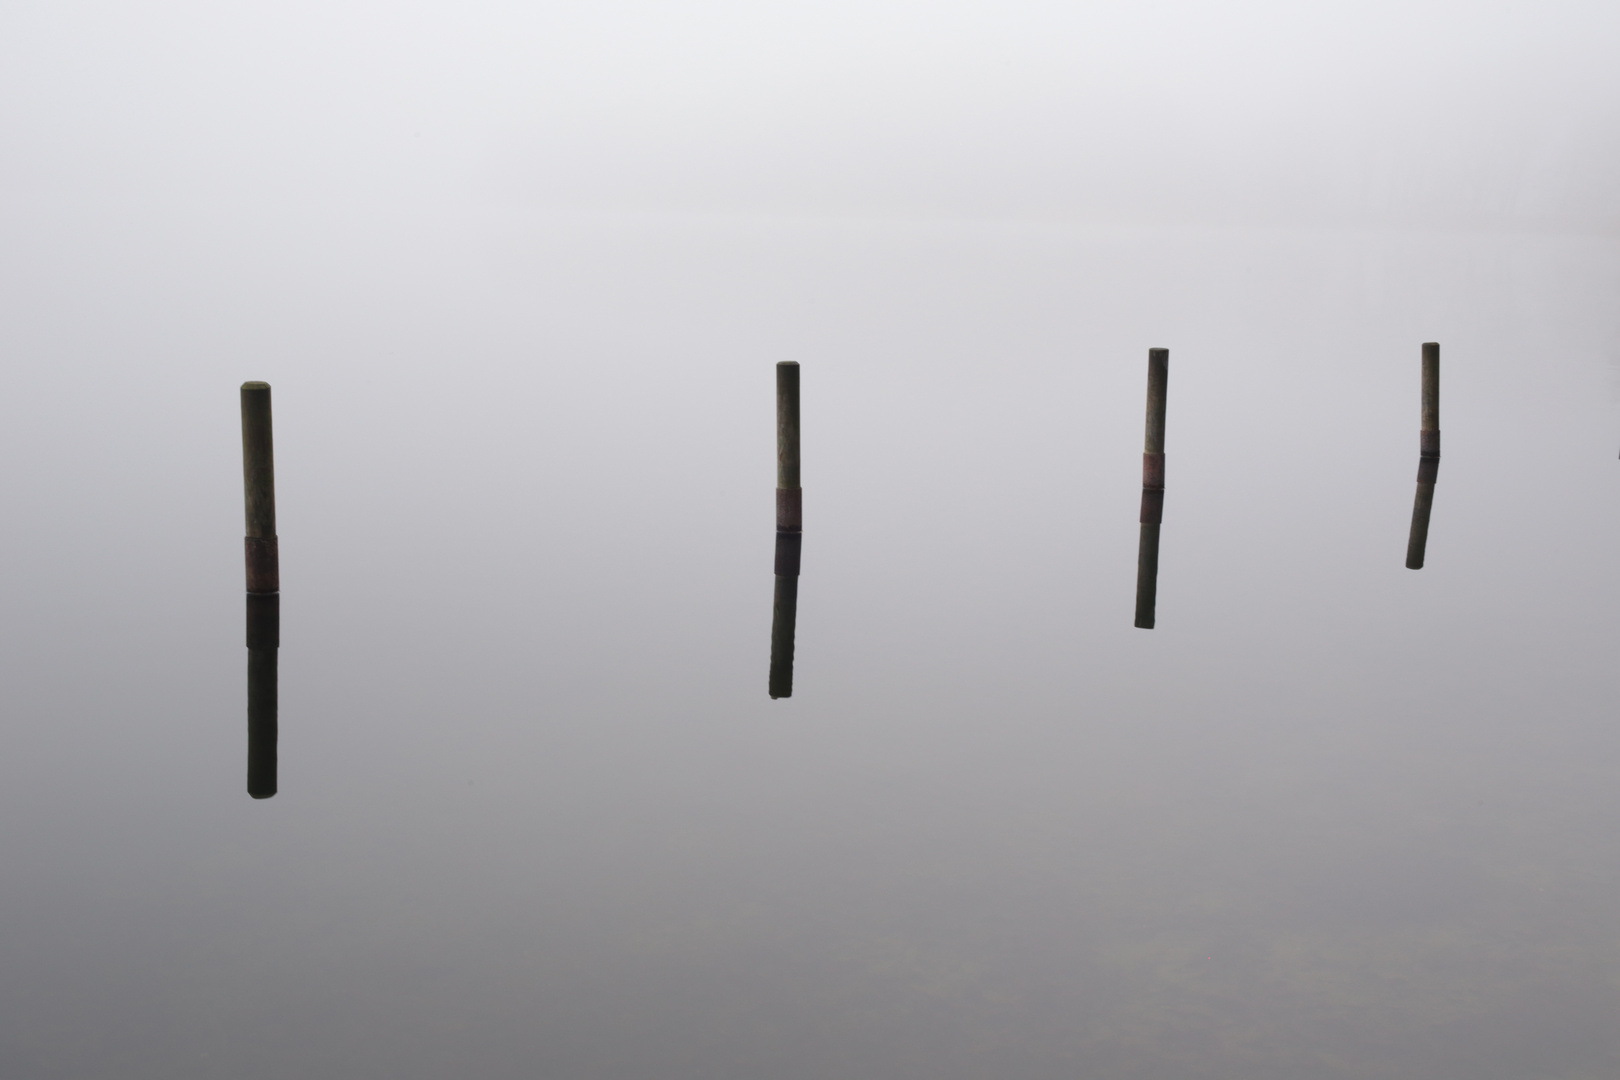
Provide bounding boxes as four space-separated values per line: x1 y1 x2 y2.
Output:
245 592 279 799
769 533 800 699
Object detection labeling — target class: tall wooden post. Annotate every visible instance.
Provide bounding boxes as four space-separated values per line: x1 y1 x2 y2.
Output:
1135 349 1168 629
770 362 801 699
245 592 279 799
1405 343 1440 569
241 382 279 594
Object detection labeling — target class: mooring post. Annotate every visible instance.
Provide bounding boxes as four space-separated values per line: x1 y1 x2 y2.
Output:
245 592 279 799
1405 343 1440 569
1135 348 1169 629
770 361 801 699
241 382 279 594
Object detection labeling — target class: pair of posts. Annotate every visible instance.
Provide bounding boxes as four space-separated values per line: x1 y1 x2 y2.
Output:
1133 341 1439 631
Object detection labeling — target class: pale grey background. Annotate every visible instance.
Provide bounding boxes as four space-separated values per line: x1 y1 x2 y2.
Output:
1 3 1619 1077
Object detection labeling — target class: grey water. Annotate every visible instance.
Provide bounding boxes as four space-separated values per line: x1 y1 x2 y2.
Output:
4 4 1620 1078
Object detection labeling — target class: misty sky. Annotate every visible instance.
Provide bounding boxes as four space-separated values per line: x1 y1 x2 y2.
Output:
3 0 1618 229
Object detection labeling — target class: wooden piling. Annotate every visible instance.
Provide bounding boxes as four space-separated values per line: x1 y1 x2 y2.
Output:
770 362 801 699
241 382 279 594
245 592 279 799
1405 343 1440 569
1135 349 1168 629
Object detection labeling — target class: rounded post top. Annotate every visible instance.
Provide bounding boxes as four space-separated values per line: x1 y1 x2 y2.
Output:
776 361 799 368
241 381 271 391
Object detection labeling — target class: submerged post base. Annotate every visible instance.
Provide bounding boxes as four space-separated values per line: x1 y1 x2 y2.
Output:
246 592 280 799
769 574 798 699
1406 480 1435 570
1134 522 1160 629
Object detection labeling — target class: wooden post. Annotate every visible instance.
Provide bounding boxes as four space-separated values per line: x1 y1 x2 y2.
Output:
1405 343 1440 569
241 382 279 594
770 362 801 699
1135 348 1168 629
245 592 279 799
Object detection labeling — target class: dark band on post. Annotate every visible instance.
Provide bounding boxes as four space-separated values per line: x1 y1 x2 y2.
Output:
773 531 803 576
776 487 802 533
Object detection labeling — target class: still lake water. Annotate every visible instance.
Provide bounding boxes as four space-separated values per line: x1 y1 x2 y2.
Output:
1 200 1618 1078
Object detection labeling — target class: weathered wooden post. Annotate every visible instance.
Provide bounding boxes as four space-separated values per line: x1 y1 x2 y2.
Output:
241 382 279 594
1135 348 1168 629
245 592 279 799
770 361 801 699
1405 343 1440 569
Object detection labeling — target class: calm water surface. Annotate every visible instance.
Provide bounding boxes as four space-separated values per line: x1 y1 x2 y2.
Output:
1 203 1618 1078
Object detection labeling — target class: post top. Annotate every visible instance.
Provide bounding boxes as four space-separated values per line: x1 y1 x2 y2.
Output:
1148 348 1168 358
241 381 271 391
776 361 799 368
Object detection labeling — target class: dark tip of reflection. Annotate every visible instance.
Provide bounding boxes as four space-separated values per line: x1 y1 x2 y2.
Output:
769 533 800 699
245 593 279 799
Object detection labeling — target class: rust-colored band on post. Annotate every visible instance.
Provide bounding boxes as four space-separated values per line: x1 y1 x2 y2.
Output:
1142 452 1165 490
1141 451 1165 523
776 488 802 532
245 536 280 594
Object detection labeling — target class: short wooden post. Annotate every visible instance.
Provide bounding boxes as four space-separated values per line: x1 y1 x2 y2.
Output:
770 362 801 699
245 592 279 799
1135 348 1168 629
241 382 279 594
1405 343 1440 569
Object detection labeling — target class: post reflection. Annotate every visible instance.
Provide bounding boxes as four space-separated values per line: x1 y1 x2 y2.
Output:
245 592 279 799
769 532 800 699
